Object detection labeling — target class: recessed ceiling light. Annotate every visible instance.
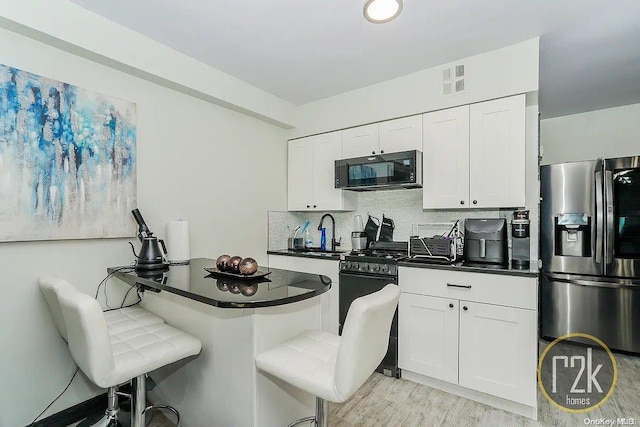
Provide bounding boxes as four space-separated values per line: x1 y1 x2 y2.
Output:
364 0 403 24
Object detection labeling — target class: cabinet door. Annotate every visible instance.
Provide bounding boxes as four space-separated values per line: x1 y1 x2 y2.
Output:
469 94 526 208
288 139 314 210
398 293 459 384
379 116 422 154
342 123 379 158
311 131 344 210
422 105 470 209
458 301 537 406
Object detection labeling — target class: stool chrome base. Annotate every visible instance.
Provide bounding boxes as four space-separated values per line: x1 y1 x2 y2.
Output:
287 397 328 427
80 375 181 427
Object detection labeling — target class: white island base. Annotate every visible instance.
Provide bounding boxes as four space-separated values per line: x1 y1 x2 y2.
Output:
138 290 322 427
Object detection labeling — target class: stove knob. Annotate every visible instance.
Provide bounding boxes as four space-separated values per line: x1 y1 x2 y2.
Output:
353 262 359 270
373 264 381 272
345 262 352 269
381 265 390 273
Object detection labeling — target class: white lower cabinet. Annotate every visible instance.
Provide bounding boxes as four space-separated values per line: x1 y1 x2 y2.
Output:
398 266 538 417
458 301 537 406
398 294 459 384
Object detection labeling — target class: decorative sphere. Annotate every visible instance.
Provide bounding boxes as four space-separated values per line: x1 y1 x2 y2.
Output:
239 257 258 275
216 254 231 271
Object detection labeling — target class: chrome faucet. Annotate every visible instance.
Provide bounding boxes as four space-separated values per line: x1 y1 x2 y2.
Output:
318 213 341 252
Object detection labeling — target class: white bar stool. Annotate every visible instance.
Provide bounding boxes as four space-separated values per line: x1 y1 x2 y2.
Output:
53 281 202 427
39 275 166 340
255 283 400 427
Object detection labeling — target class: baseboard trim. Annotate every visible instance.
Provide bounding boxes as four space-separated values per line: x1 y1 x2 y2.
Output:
27 393 106 427
402 370 538 420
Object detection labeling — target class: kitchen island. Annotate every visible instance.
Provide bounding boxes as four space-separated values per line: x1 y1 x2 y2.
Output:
110 258 331 427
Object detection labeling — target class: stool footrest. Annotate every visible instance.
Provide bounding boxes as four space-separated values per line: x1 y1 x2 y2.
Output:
144 403 181 427
287 415 316 427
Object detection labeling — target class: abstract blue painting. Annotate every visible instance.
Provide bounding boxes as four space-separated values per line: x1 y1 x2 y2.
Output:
0 64 137 242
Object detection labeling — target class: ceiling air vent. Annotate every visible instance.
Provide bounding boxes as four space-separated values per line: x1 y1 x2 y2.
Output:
441 64 466 97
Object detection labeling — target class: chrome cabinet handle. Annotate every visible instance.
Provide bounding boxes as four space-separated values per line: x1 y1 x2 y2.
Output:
447 283 471 289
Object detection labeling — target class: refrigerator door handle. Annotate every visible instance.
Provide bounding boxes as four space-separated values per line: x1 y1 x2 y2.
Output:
595 171 603 264
604 169 615 265
543 273 640 290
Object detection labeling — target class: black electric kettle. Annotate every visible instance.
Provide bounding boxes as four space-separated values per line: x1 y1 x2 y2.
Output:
129 209 169 270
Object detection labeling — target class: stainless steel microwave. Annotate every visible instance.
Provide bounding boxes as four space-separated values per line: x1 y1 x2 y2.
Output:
335 150 422 191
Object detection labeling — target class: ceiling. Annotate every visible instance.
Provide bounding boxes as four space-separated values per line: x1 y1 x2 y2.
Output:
70 0 640 119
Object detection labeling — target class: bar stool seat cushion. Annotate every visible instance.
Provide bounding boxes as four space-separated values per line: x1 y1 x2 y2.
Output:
57 286 202 389
107 323 202 388
256 330 342 402
104 307 165 335
256 284 401 406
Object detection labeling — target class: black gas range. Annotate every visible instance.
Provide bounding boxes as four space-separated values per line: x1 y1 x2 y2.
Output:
339 241 409 276
338 241 408 378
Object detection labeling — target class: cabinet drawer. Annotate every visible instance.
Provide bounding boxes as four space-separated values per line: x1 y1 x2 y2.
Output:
398 267 537 310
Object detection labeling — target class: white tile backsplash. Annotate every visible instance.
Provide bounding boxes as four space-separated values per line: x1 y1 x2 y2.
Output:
268 189 538 264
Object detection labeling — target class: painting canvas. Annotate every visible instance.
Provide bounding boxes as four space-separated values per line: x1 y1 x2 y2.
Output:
0 64 137 242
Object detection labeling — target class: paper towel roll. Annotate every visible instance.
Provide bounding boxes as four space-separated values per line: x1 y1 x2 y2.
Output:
166 220 190 264
167 264 191 287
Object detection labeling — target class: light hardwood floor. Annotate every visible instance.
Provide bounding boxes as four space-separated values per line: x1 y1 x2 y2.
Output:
104 341 640 427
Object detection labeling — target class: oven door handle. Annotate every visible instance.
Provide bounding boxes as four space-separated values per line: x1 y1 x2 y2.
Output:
339 272 397 283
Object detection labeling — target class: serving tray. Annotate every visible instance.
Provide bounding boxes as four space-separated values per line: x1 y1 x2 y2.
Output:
204 267 271 280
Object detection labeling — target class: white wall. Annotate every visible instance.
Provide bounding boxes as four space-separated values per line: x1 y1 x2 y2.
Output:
540 103 640 164
0 27 287 427
0 0 296 128
291 38 539 138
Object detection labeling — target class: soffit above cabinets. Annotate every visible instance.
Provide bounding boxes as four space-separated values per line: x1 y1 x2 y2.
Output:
71 0 640 118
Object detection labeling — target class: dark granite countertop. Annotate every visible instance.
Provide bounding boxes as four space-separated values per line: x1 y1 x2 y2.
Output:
398 259 539 278
108 258 331 308
268 249 538 277
267 249 344 261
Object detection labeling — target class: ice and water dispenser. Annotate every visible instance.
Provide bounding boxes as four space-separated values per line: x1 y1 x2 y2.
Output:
554 213 591 257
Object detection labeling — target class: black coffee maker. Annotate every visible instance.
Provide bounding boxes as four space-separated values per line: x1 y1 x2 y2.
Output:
129 209 169 270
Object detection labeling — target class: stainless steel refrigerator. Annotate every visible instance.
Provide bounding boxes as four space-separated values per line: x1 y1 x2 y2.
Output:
540 156 640 353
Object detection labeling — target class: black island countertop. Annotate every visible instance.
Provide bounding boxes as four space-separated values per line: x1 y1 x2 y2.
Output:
108 258 331 308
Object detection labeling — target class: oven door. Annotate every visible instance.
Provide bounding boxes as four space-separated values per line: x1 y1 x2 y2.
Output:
604 156 640 278
339 271 399 377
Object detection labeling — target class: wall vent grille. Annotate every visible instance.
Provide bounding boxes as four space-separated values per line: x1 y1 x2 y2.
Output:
441 63 467 97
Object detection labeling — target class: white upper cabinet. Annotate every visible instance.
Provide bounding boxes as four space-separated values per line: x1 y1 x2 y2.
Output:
287 139 313 211
422 105 470 209
422 94 526 209
379 116 423 154
469 94 526 208
341 116 422 159
287 132 356 212
342 124 379 158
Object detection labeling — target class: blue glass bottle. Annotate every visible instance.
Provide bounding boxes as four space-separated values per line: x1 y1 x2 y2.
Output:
320 227 327 251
